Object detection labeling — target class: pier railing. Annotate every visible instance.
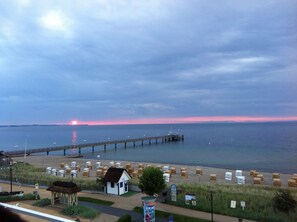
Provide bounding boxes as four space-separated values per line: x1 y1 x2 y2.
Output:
4 134 184 157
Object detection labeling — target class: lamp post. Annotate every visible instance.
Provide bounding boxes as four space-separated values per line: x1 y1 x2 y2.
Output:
24 138 27 164
209 188 214 222
9 161 13 194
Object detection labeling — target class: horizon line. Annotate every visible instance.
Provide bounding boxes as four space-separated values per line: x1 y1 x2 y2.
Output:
67 116 297 126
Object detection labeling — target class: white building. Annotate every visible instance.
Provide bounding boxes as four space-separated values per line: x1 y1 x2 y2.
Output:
103 168 131 195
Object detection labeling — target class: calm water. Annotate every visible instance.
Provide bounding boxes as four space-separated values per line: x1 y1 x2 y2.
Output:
0 122 296 173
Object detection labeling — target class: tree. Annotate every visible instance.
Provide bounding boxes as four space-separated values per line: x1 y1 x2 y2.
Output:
96 176 104 191
139 167 166 196
272 189 296 215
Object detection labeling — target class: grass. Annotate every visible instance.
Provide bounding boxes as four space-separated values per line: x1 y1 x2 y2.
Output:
171 183 297 222
78 196 114 206
121 191 138 197
61 205 98 219
0 162 101 191
134 206 210 222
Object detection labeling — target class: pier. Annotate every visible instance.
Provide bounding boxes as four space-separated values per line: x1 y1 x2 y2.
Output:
4 134 184 157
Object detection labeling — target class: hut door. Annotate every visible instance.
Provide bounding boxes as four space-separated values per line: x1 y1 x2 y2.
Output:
124 182 128 192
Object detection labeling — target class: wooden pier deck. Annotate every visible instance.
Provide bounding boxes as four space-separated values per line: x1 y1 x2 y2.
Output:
4 134 184 157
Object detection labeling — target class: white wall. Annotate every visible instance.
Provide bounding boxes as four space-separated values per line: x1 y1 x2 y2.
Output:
106 182 119 195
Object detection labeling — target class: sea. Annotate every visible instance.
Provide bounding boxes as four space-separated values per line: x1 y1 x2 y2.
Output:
0 122 296 174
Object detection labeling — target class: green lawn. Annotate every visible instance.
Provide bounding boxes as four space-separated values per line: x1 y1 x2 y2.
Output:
78 196 114 206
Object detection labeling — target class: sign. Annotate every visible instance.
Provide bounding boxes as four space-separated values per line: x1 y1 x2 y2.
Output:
142 196 156 222
185 194 196 206
170 184 177 202
230 200 236 208
240 201 246 210
35 183 39 190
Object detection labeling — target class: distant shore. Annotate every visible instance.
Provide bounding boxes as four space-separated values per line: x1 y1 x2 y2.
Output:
12 155 294 188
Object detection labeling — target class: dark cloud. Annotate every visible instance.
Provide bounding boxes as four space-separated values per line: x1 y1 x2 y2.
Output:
0 0 296 124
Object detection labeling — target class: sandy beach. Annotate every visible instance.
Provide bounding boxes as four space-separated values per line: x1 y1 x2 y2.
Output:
12 155 294 188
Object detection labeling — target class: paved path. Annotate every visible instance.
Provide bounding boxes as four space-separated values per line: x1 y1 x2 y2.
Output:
0 181 258 222
80 201 168 222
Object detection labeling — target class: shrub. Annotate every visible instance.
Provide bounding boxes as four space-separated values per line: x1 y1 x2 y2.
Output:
0 193 38 202
273 189 297 215
33 198 51 207
117 214 132 222
96 177 105 191
61 205 98 219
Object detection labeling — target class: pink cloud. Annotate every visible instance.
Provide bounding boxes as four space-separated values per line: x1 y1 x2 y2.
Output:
73 116 297 126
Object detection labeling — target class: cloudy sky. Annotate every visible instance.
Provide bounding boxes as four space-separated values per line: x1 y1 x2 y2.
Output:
0 0 296 125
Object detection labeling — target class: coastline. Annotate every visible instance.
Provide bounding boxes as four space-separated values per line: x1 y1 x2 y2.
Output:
12 155 294 188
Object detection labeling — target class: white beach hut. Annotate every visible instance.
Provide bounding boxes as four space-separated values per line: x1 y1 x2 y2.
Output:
163 173 170 182
237 176 245 184
71 161 77 168
163 166 169 172
225 172 232 181
103 168 131 195
52 169 57 176
58 170 65 177
46 167 52 174
236 170 243 177
71 170 77 178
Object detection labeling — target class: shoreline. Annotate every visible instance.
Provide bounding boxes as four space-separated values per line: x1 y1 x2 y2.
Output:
12 155 294 188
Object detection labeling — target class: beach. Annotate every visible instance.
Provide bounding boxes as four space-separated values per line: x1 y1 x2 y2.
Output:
12 155 294 188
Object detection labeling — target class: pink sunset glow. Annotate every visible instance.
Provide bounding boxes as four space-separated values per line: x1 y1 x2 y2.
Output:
71 116 297 126
70 120 78 125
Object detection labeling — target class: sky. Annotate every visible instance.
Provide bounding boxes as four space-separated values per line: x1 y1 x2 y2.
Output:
0 0 296 125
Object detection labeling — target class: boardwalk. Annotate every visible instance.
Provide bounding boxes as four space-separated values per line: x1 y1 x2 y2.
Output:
4 134 184 157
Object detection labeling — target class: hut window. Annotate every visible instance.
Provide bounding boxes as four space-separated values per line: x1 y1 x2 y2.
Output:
120 182 123 188
111 182 114 188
